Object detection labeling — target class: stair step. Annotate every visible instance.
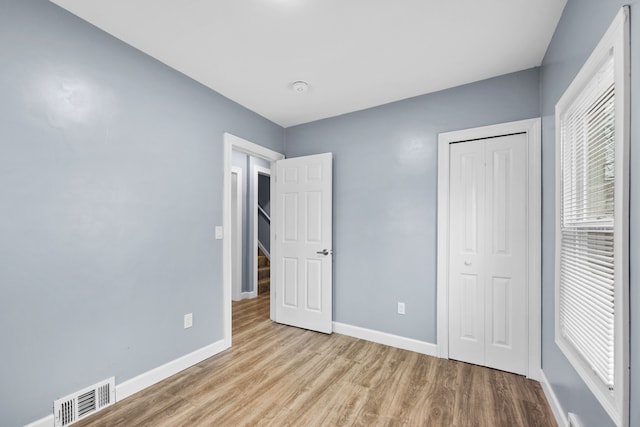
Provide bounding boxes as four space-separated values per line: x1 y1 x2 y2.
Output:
258 277 270 294
258 266 270 280
258 255 270 268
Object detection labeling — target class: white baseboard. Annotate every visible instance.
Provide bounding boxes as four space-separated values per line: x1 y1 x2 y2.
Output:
24 414 53 427
117 339 227 400
233 291 257 301
539 369 568 427
332 322 439 357
24 340 227 427
240 291 257 300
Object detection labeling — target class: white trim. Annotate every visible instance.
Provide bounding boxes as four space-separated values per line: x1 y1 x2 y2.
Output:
231 166 243 302
268 161 277 321
436 130 450 360
24 415 54 427
553 8 629 426
527 119 542 381
24 340 226 427
539 370 569 427
436 118 542 379
568 413 583 427
116 340 226 401
239 291 257 300
252 165 271 297
333 322 439 357
223 133 284 347
257 240 270 260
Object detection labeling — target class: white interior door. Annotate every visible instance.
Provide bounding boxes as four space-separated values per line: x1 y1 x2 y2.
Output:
273 153 333 334
449 133 528 375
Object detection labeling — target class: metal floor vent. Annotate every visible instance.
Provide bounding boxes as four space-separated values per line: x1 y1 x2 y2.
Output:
53 377 115 427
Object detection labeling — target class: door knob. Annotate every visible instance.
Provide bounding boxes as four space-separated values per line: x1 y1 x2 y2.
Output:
316 249 331 256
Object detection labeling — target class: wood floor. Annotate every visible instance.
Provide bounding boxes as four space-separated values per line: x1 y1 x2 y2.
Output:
76 293 557 426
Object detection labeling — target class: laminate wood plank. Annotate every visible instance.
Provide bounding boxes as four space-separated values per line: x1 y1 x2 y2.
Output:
486 367 519 426
413 357 457 426
75 292 557 426
317 382 370 427
388 350 433 422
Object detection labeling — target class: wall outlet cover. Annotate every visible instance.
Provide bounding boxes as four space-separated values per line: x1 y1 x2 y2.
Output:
184 313 193 328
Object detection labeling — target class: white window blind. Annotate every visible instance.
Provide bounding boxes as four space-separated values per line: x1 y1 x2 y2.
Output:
558 54 615 388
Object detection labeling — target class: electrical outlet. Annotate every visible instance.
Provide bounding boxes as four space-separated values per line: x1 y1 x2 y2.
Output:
184 313 193 328
397 302 405 315
215 226 223 240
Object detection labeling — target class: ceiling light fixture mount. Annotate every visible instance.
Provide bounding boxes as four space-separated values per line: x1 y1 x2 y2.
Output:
291 80 309 93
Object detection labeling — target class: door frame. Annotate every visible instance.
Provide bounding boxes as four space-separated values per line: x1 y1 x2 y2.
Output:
252 165 271 296
436 118 541 380
223 133 284 348
231 166 244 301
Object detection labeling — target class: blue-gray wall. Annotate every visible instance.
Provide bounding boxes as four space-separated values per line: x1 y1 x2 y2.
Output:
285 68 540 343
0 1 283 425
231 150 251 293
539 1 639 426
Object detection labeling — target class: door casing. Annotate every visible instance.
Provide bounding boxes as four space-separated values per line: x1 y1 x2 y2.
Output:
436 118 541 380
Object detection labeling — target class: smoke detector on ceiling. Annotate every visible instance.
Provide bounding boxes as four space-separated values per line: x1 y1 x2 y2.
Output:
291 81 309 93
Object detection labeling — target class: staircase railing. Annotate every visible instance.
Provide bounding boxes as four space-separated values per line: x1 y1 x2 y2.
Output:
258 204 270 223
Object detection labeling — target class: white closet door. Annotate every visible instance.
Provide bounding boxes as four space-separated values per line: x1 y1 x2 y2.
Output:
483 135 527 375
449 133 528 375
449 139 486 367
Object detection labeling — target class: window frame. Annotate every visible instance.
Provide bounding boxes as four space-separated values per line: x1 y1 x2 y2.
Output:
554 6 629 426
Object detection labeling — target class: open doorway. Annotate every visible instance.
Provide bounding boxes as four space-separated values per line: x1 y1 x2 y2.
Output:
222 133 284 347
254 166 271 297
230 150 270 301
223 133 335 346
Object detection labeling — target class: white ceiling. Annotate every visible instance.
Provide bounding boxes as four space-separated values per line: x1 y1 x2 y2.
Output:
50 0 566 128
